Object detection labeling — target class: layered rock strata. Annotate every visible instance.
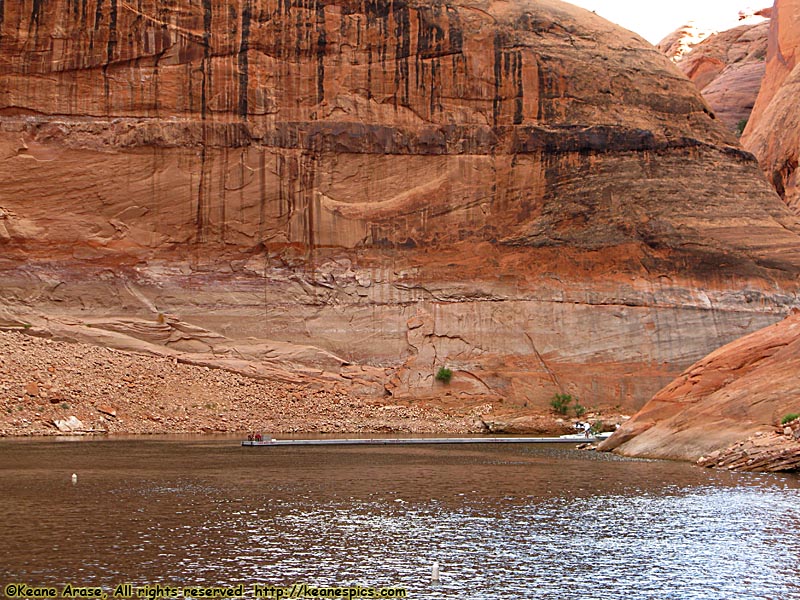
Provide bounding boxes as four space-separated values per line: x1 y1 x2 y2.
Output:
742 0 800 212
1 0 800 416
599 311 800 462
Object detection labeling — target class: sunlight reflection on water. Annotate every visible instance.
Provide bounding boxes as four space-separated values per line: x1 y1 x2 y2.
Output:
1 437 799 599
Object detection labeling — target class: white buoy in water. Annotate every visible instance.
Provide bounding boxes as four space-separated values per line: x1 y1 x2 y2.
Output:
71 473 77 485
431 561 440 582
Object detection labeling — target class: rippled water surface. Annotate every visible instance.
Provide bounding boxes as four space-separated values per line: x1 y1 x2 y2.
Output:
1 436 799 599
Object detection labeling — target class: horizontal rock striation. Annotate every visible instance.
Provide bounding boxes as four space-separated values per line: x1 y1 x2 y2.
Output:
1 0 800 414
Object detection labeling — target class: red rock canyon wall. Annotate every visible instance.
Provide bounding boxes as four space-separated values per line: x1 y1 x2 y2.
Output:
743 0 800 212
1 0 799 413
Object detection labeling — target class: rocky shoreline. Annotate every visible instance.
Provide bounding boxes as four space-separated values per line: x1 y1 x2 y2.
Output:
697 418 800 472
0 330 597 438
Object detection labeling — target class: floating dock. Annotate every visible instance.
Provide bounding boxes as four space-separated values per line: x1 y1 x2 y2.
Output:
242 435 607 447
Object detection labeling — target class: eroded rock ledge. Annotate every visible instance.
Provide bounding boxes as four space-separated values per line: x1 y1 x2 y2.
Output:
697 418 800 472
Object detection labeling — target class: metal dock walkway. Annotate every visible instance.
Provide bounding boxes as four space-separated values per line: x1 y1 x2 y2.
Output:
242 435 604 447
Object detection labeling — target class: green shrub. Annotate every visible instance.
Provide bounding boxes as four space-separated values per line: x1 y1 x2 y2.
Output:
550 393 590 418
435 367 453 384
735 119 748 136
781 413 800 425
550 393 572 415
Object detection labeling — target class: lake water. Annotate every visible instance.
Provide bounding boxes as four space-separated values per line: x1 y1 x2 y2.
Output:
1 436 799 600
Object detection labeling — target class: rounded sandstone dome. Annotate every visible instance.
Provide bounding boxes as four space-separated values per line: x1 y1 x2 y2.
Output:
291 0 721 137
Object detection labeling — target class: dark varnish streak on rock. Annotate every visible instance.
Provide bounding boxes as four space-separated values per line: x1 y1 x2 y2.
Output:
393 0 411 107
97 0 117 113
446 5 463 53
492 30 525 126
107 0 117 63
364 0 390 65
201 0 213 119
493 32 502 127
315 0 326 104
238 0 252 118
90 0 103 53
446 5 466 94
416 5 446 117
31 0 45 30
536 58 559 123
87 0 113 111
196 1 215 242
513 50 523 125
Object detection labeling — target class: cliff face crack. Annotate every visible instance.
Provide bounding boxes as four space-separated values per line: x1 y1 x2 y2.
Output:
524 331 562 393
118 1 208 45
315 0 326 104
427 331 487 355
460 369 492 392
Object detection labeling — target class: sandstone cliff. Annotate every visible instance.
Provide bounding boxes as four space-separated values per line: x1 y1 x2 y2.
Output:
599 311 800 462
742 0 800 212
660 15 770 132
1 0 800 418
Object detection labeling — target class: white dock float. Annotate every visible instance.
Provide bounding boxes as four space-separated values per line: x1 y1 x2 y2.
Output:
241 435 604 447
